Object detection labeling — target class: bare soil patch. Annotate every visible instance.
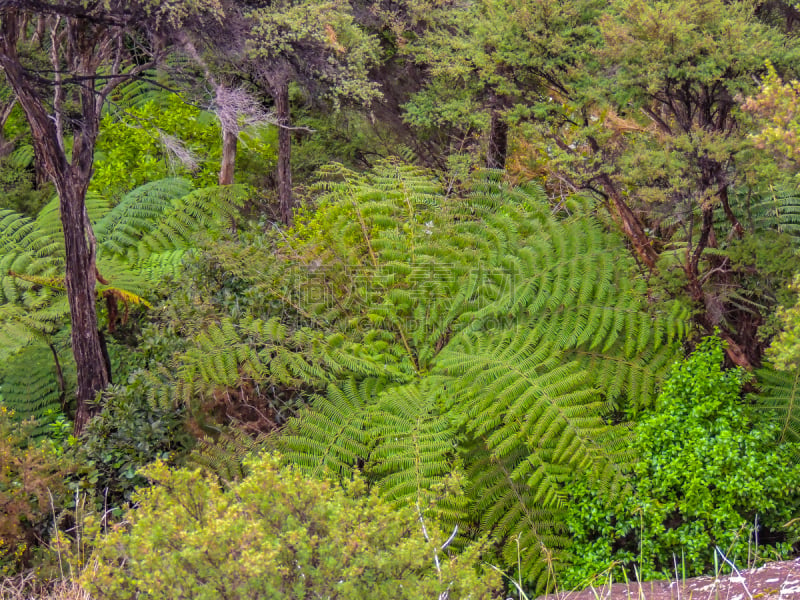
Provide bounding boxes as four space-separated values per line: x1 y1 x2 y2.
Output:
539 558 800 600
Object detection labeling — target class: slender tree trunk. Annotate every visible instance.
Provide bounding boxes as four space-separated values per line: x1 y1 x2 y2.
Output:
487 109 508 169
597 173 658 269
219 128 237 186
719 185 744 239
57 176 109 433
275 81 293 226
1 13 110 433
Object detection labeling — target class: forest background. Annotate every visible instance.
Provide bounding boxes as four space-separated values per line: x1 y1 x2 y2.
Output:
2 0 800 597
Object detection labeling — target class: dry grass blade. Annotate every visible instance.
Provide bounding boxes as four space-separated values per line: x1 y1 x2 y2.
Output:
0 575 93 600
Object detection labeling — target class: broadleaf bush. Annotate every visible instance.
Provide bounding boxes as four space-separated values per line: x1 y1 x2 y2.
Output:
84 453 501 599
562 336 800 586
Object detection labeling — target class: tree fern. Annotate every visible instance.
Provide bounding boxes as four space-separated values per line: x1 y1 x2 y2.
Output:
0 179 247 426
0 179 246 350
248 162 685 590
752 365 800 445
147 161 683 589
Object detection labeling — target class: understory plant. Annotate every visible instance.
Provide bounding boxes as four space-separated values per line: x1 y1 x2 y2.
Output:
562 336 800 587
84 453 501 599
164 162 687 590
0 407 73 575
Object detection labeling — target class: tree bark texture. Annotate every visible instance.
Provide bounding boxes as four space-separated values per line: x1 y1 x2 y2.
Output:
275 81 293 226
58 178 109 432
597 174 658 269
0 10 110 433
487 110 508 169
219 128 237 186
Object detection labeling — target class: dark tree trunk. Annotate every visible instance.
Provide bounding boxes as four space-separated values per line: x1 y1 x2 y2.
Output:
0 11 111 434
219 128 237 186
275 81 293 226
597 173 658 269
58 178 109 432
487 109 508 169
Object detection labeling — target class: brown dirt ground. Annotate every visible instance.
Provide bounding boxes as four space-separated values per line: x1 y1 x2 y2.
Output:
538 558 800 600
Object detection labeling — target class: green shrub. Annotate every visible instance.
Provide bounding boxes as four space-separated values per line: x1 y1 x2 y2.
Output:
0 406 73 575
76 377 192 511
84 453 500 599
562 336 800 587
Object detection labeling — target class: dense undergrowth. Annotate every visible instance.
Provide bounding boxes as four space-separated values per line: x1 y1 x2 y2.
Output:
2 0 800 598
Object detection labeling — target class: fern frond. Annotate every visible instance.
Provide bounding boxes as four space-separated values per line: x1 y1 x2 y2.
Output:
95 177 194 257
753 364 800 445
187 425 273 483
0 342 74 436
282 378 383 478
438 326 625 507
467 445 568 591
368 380 461 506
127 184 246 265
7 144 34 169
742 186 800 239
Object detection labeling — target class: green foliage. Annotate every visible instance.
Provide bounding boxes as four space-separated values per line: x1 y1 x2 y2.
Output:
129 162 685 590
745 63 800 169
283 378 379 478
238 163 687 590
752 364 800 445
735 186 800 241
562 337 800 587
186 425 273 483
84 453 501 600
0 101 53 217
767 275 800 372
76 376 193 508
0 178 245 350
0 160 53 217
0 406 73 575
0 179 246 423
6 3 799 591
397 0 602 158
247 1 381 105
0 341 74 436
402 0 798 367
92 93 222 200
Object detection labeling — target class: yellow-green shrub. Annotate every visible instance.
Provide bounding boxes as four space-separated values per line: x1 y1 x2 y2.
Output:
84 453 500 599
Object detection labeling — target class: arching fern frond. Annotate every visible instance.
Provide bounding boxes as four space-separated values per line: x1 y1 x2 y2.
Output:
0 341 74 436
752 364 800 445
95 178 194 256
181 161 684 591
282 377 384 478
368 380 461 507
438 326 626 508
466 444 568 591
739 185 800 240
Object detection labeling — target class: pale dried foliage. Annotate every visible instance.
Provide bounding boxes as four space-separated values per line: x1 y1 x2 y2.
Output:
0 575 92 600
160 131 200 171
214 85 273 134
